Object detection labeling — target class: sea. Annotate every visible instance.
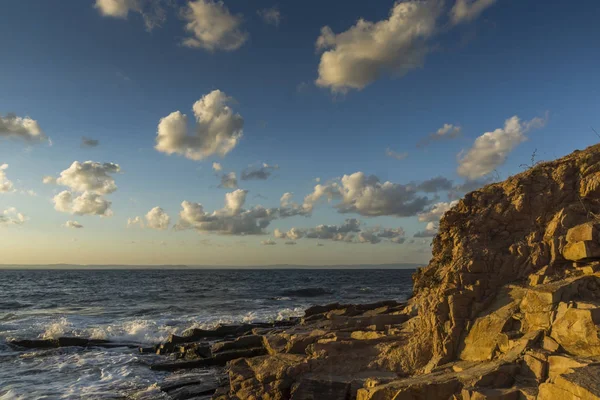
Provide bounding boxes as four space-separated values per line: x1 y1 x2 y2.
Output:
0 268 415 399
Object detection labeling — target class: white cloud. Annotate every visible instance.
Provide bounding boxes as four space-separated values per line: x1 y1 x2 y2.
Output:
94 0 168 30
0 164 15 193
64 220 84 229
257 6 281 26
0 207 27 226
450 0 497 25
261 238 277 246
414 221 438 237
212 162 223 172
279 192 310 218
275 221 405 245
418 201 459 222
181 0 248 51
303 172 431 217
219 172 238 188
155 90 244 161
145 206 170 230
385 148 408 161
42 176 57 185
127 216 145 228
241 163 279 180
176 189 278 235
53 191 113 217
457 115 547 179
0 113 46 142
57 161 120 195
315 1 442 92
418 123 462 147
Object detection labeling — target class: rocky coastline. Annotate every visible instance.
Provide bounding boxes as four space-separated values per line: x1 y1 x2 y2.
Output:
10 144 600 399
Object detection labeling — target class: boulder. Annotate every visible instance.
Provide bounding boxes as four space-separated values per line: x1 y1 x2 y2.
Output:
550 307 600 356
211 335 265 354
563 241 600 261
566 223 600 243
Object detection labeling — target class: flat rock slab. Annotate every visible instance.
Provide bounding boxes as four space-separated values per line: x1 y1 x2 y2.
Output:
151 347 267 371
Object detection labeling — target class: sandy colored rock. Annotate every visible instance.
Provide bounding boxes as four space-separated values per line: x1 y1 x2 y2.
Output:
551 307 600 356
564 241 600 261
566 223 600 243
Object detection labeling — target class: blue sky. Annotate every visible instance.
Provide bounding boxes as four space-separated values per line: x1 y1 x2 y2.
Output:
0 0 599 266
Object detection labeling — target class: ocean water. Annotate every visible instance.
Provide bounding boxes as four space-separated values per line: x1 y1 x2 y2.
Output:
0 268 414 399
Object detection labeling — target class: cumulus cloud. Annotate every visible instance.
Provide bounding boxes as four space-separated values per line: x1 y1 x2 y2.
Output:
418 201 459 222
176 189 278 235
417 176 454 193
218 172 238 188
457 115 547 180
94 0 168 30
64 220 84 229
53 191 113 217
145 206 170 230
257 6 281 26
0 207 27 226
315 1 442 92
303 172 431 217
418 123 462 147
181 0 248 51
261 238 277 246
385 148 408 161
450 0 497 25
81 137 99 147
56 161 120 195
42 176 57 185
127 216 145 228
0 164 15 193
241 163 279 180
155 90 244 161
414 221 438 237
279 193 310 218
275 221 405 245
0 113 47 143
212 162 223 172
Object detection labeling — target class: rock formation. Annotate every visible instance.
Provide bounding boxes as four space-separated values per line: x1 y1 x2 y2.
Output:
16 144 597 399
148 144 600 398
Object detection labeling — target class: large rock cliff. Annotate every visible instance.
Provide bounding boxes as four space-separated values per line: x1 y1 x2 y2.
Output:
145 144 600 399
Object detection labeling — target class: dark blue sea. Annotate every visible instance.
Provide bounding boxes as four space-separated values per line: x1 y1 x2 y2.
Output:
0 268 414 399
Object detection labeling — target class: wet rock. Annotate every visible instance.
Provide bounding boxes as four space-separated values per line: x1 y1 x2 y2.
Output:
150 347 267 371
211 335 265 354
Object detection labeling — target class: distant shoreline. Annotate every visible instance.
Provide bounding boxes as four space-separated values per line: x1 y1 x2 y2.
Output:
0 263 421 270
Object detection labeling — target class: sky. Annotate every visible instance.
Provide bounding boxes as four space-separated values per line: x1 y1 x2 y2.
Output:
0 0 599 266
